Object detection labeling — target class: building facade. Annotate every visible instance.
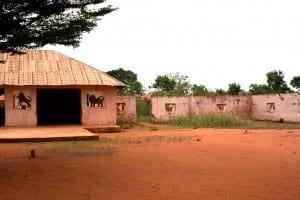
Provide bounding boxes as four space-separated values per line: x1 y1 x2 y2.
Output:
0 50 126 126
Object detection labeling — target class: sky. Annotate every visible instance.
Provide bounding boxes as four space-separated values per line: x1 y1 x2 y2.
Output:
44 0 300 91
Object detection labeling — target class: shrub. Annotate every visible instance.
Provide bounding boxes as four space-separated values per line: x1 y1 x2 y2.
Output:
168 114 248 128
136 97 151 122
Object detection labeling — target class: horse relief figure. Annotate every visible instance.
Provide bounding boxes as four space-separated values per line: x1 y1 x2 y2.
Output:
16 92 32 109
87 94 105 107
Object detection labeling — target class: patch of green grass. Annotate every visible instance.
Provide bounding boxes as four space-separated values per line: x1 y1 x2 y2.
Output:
242 120 300 129
136 97 151 122
118 123 135 129
98 135 196 145
143 135 195 143
48 141 113 156
168 115 247 128
167 115 300 129
148 126 158 131
98 137 134 144
107 127 119 132
138 115 151 122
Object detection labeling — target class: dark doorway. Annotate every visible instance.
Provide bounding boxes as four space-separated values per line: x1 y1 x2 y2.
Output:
37 89 81 125
0 88 4 126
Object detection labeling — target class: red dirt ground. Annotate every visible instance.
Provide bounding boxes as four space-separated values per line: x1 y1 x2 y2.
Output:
0 125 299 200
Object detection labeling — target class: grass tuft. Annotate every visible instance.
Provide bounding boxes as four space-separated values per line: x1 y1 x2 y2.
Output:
167 114 300 129
118 123 135 129
168 115 247 128
49 141 113 156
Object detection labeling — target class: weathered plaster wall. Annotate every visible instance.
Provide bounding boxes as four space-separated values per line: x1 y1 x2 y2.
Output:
5 86 37 126
81 86 117 126
151 93 300 122
151 96 251 122
251 93 300 122
191 96 251 117
151 96 190 122
116 96 136 123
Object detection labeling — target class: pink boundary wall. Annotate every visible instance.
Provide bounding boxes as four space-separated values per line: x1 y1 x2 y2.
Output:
116 96 136 123
251 93 300 122
151 93 300 122
151 96 251 122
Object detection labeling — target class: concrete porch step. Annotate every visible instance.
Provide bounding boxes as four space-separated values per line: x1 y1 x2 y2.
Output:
0 135 99 143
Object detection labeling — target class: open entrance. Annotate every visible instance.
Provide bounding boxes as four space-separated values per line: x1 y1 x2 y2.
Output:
0 89 4 125
37 89 81 125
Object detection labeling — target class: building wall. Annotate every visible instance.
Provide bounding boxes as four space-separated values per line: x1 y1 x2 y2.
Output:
116 96 136 123
5 86 37 126
251 93 300 122
81 86 117 126
4 85 118 126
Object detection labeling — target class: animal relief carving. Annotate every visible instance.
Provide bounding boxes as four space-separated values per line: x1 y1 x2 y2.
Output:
165 103 176 115
87 93 105 108
14 91 32 109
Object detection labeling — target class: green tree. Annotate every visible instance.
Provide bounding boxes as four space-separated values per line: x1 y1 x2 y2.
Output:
0 0 116 53
107 68 143 96
215 88 227 95
227 83 241 95
150 72 191 96
150 75 175 95
191 84 209 96
249 84 270 95
266 70 291 93
290 75 300 91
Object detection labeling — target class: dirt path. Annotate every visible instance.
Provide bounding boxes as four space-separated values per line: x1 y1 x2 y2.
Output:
0 126 299 200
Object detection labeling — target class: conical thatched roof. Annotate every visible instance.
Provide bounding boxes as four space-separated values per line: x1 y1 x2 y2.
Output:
0 50 126 87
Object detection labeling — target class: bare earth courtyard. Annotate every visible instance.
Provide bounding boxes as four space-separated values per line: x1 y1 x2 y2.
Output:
0 125 299 200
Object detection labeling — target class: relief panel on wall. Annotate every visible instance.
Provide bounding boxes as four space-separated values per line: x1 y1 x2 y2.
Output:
266 103 275 113
217 104 226 113
13 91 32 110
165 103 176 115
117 103 126 115
86 92 105 108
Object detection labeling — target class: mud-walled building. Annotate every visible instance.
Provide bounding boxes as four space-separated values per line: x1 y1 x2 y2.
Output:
0 50 126 126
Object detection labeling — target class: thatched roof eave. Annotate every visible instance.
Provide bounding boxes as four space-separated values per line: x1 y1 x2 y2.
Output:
0 50 126 87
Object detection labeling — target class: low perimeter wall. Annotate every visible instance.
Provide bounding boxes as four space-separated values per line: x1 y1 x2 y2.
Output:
151 93 300 122
251 93 300 122
151 96 251 122
116 96 136 123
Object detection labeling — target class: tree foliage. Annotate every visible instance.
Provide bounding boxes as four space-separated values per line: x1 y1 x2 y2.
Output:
249 70 292 94
191 84 209 96
150 73 191 96
215 88 227 95
107 68 143 96
249 84 269 95
266 70 291 93
227 83 241 95
150 75 176 94
0 0 116 53
290 75 300 91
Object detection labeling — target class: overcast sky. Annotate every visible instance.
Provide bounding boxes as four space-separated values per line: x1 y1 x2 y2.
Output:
44 0 300 91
